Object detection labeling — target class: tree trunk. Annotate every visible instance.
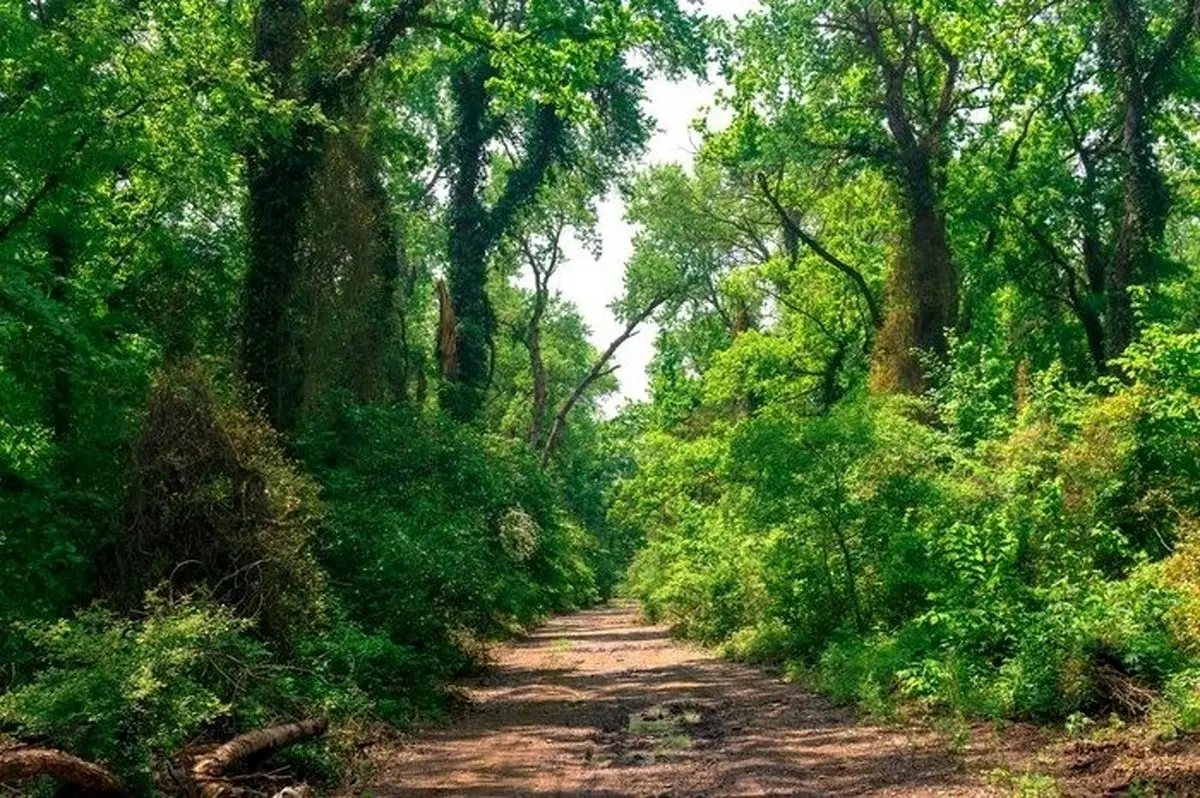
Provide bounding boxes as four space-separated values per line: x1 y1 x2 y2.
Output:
526 257 551 447
47 228 72 443
242 127 321 429
440 62 494 422
192 719 327 798
0 748 124 795
1103 0 1192 361
1080 226 1110 375
1106 13 1154 362
871 149 958 393
241 0 428 422
353 138 401 404
241 0 317 430
528 322 548 448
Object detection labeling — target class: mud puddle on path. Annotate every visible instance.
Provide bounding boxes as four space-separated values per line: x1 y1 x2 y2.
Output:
346 603 1005 796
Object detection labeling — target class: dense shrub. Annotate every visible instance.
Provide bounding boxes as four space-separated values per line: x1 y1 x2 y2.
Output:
619 326 1200 724
1 377 609 794
0 593 265 793
0 590 434 794
112 363 329 641
296 400 600 671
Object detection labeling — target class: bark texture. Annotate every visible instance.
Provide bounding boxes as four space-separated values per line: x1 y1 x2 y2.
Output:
192 718 328 798
241 0 317 430
1102 0 1197 361
856 7 961 394
0 748 124 795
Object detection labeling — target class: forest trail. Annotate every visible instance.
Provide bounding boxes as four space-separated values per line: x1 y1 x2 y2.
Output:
351 604 1001 797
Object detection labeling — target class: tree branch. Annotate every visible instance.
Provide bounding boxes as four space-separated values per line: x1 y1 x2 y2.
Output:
193 719 327 798
756 174 882 328
857 6 919 151
922 20 960 135
329 0 432 90
486 104 566 248
540 294 668 466
1144 0 1200 103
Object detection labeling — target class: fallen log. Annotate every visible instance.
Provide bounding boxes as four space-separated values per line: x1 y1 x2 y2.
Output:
192 718 327 798
0 747 125 795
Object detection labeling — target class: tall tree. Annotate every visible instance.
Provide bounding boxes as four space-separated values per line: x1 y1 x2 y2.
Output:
724 0 1008 392
973 0 1200 376
241 0 429 429
433 0 706 421
1102 0 1199 360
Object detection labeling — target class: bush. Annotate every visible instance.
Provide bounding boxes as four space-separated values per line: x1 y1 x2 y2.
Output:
619 326 1200 725
0 589 449 794
296 400 599 677
1 374 619 793
0 593 266 793
113 363 328 641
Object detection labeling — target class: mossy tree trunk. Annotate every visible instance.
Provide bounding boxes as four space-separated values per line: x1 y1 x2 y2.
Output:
241 0 429 428
852 5 962 395
1102 0 1197 362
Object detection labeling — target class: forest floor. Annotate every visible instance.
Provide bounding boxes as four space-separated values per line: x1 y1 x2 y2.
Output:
345 604 1200 797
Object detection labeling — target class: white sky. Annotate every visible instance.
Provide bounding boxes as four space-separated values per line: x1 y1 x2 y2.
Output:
550 0 760 410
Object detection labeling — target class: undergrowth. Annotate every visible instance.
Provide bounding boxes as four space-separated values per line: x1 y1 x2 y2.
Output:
0 366 611 794
620 327 1200 731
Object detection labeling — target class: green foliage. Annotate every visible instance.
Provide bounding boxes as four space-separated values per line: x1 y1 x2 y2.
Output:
622 327 1200 723
0 589 442 794
0 593 266 792
3 0 1200 792
617 0 1200 727
2 0 676 785
297 399 599 670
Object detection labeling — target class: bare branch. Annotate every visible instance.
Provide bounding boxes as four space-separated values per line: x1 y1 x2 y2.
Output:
540 294 669 466
922 21 960 136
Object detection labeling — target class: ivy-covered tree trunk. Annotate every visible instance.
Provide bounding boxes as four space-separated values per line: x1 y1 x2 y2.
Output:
357 149 402 405
873 149 959 394
299 124 402 408
243 128 321 430
442 228 493 421
859 8 961 395
440 63 494 422
241 0 317 430
1103 0 1183 362
440 58 566 422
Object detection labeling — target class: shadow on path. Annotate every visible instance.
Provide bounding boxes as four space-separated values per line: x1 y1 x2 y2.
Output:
348 604 997 797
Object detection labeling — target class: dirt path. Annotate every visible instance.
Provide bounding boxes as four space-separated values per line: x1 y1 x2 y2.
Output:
350 603 1008 796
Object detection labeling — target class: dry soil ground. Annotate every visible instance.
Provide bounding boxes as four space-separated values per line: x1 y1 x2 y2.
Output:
346 603 1200 797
